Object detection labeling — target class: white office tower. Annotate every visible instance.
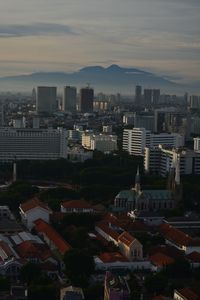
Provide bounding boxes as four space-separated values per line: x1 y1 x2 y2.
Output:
36 86 57 114
144 145 200 176
123 128 151 156
123 128 184 156
0 128 68 161
194 137 200 152
62 86 77 112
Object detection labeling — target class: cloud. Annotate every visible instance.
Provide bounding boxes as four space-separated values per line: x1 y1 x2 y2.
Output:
0 23 78 38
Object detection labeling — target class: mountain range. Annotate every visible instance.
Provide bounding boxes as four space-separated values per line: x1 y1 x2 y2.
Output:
0 64 198 94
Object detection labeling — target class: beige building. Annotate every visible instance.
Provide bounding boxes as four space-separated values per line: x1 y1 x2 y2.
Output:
118 231 143 261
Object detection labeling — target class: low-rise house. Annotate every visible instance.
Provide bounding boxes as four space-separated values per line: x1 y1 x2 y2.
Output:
34 219 71 256
94 252 151 271
61 200 94 214
174 288 200 300
95 221 143 261
60 286 85 300
95 222 120 246
0 240 22 280
160 224 200 254
16 240 57 265
186 252 200 268
150 252 175 272
118 231 143 261
19 198 52 230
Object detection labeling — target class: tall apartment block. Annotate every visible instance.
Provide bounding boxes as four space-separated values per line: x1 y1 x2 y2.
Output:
135 85 142 105
0 127 68 161
144 89 160 106
36 86 57 114
62 86 77 112
123 128 184 156
144 145 200 176
79 87 94 113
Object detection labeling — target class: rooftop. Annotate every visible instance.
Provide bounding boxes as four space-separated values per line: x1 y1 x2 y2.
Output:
118 231 136 247
20 197 51 213
34 219 71 255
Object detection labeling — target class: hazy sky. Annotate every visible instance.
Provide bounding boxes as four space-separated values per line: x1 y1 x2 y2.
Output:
0 0 199 81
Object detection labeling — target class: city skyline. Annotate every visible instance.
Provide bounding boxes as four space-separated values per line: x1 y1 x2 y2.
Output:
0 0 199 84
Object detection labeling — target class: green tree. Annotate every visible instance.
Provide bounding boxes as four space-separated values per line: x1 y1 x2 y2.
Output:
20 263 42 284
145 273 168 295
64 249 94 287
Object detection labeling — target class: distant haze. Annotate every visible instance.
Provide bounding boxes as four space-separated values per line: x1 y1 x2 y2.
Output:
0 0 199 86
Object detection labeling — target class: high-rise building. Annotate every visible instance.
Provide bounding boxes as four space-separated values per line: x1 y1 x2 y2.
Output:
79 87 94 113
152 89 160 105
144 89 152 106
123 128 184 156
135 85 142 105
0 100 4 126
36 86 57 114
143 89 160 106
144 145 200 176
62 86 77 112
0 127 68 161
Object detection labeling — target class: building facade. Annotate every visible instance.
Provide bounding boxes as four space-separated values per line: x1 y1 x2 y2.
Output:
62 86 77 112
0 127 68 161
79 87 94 113
36 86 57 114
123 128 184 156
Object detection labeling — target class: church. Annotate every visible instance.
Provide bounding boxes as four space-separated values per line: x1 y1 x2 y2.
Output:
113 165 181 213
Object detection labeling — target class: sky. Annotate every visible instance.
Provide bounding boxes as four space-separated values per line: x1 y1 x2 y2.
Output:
0 0 199 82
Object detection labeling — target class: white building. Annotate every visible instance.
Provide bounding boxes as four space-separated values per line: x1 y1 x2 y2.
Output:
19 198 52 230
194 137 200 152
62 86 77 113
36 86 57 114
144 145 200 176
82 133 117 153
123 128 184 156
0 127 68 161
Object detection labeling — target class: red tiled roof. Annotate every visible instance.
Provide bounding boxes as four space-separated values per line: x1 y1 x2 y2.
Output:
34 219 71 255
20 197 51 213
16 241 52 261
61 199 93 209
96 222 120 242
99 252 128 263
175 288 200 300
150 252 175 267
159 224 193 247
186 252 200 263
118 231 136 247
149 245 182 260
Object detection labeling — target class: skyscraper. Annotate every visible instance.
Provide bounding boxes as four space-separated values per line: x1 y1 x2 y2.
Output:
36 86 57 114
144 89 152 106
62 86 77 112
152 89 160 105
135 85 142 105
79 87 94 113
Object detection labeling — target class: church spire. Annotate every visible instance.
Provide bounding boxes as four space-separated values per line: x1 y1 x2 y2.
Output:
135 166 141 193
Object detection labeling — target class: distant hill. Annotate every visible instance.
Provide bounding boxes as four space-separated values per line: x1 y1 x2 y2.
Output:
0 64 196 94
